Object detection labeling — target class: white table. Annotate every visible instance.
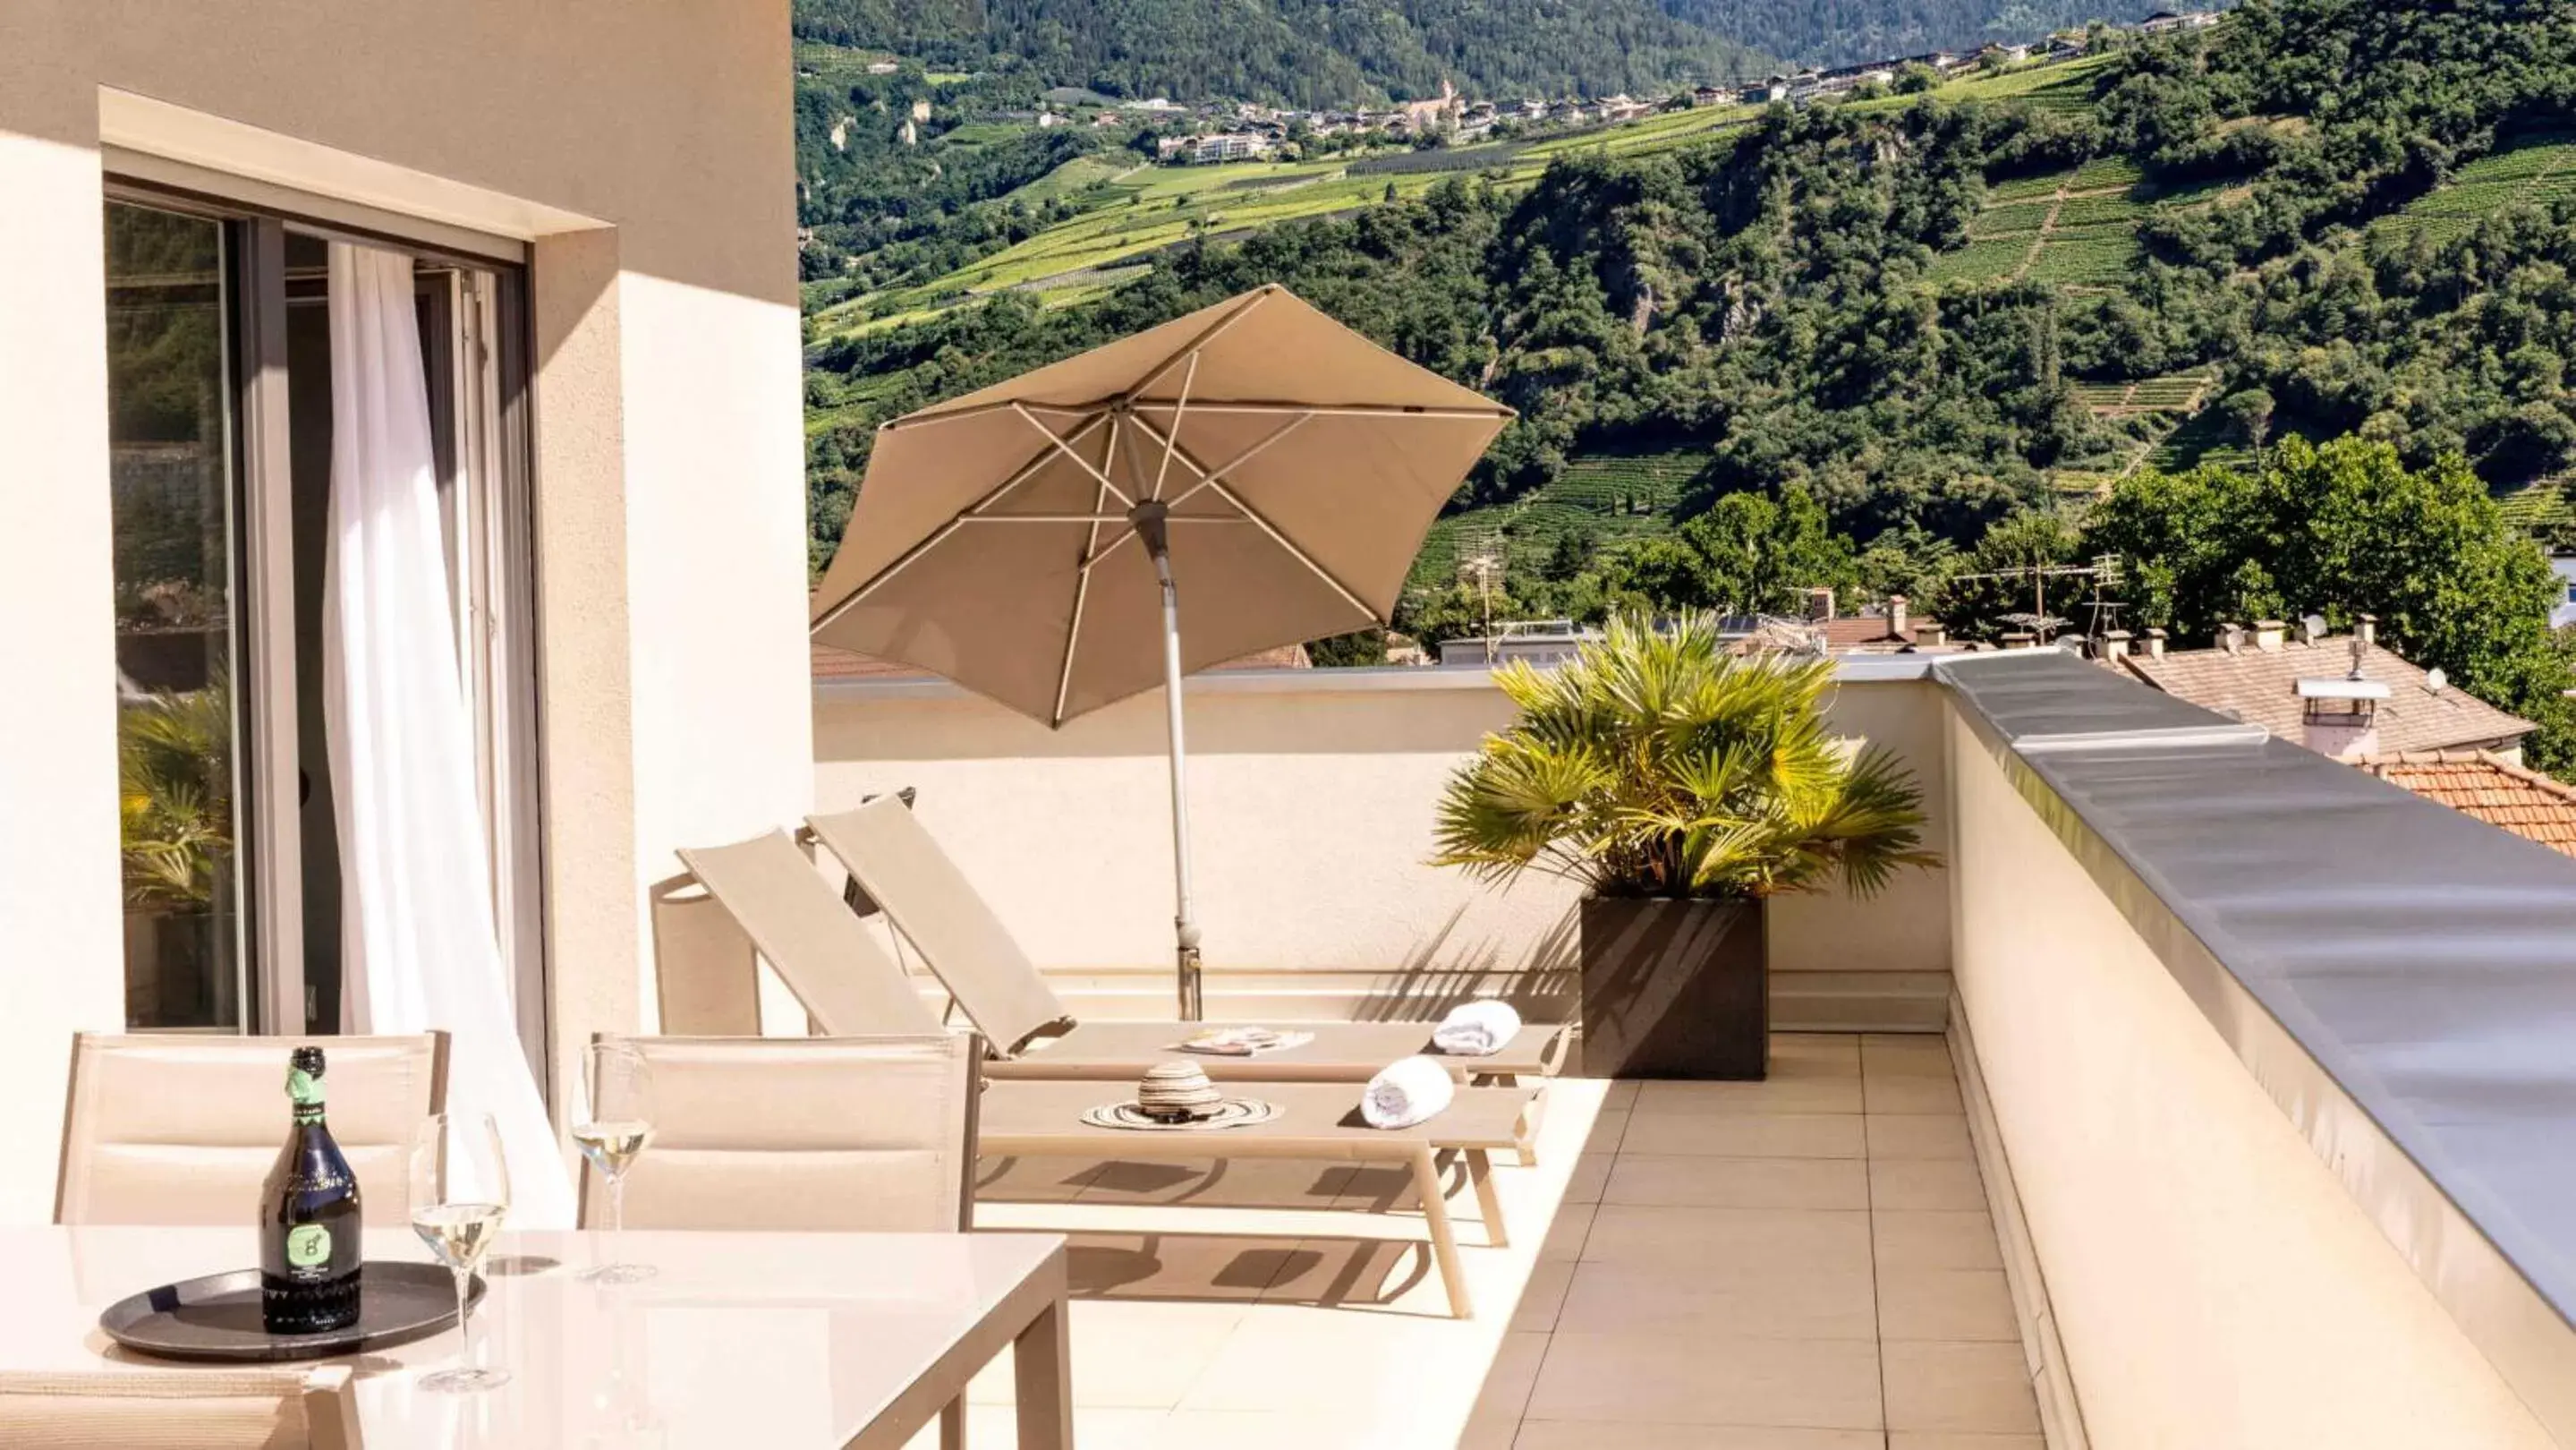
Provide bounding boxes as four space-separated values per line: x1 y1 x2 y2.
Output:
0 1225 1070 1449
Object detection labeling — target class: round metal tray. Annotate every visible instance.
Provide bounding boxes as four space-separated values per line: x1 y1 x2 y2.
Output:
99 1261 486 1363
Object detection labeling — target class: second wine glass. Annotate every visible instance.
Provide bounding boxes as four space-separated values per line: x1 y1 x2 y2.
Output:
409 1112 512 1395
574 1039 657 1284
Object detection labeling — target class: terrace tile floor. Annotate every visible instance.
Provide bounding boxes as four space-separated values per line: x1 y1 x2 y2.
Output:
932 1032 2041 1449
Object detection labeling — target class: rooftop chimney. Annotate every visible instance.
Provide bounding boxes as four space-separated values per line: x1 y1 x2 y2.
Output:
2098 629 2132 660
2356 613 2376 650
2253 619 2287 652
2218 623 2244 654
1914 621 1948 647
2001 630 2037 649
1889 594 1909 639
2145 627 2168 660
1806 587 1836 622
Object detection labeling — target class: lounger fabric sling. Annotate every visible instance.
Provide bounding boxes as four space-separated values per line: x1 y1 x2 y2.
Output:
802 795 1569 1084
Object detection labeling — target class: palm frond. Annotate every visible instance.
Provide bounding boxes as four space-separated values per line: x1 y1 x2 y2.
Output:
1428 611 1943 900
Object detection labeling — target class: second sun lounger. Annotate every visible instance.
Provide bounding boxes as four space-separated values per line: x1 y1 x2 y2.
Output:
801 795 1570 1087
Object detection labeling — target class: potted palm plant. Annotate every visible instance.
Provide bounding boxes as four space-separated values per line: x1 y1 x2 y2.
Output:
1431 612 1938 1079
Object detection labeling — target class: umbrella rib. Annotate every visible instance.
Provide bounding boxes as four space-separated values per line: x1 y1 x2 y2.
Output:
1013 403 1131 506
1197 475 1381 625
1150 353 1199 502
812 412 1110 635
1121 410 1380 623
1124 286 1273 405
1154 414 1314 513
1132 400 1514 421
1054 441 1119 728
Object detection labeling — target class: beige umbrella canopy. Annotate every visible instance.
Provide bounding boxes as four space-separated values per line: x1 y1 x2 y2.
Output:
811 284 1514 1014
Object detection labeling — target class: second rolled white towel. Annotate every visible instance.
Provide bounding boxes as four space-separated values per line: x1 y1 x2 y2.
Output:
1361 1054 1456 1130
1432 998 1523 1056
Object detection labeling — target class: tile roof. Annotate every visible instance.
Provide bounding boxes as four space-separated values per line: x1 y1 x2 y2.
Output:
2118 635 2534 755
2349 750 2576 857
1819 613 1938 651
812 641 1311 682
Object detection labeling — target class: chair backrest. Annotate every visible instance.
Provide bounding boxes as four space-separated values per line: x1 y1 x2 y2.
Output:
0 1365 362 1450
56 1033 446 1228
671 831 943 1036
805 795 1075 1054
585 1034 981 1232
649 869 765 1036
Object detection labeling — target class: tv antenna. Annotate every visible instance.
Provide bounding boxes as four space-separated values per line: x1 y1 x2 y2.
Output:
1457 532 1506 664
1948 551 2124 644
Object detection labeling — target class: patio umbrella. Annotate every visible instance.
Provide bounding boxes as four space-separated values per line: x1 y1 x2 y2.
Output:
809 284 1515 1017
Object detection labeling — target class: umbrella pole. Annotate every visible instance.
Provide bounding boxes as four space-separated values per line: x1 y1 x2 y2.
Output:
1138 506 1205 1019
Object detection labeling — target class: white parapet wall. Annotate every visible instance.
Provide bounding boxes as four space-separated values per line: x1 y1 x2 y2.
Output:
1945 704 2562 1449
812 664 1955 1028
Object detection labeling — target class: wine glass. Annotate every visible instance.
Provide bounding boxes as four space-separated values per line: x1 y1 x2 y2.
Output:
409 1112 512 1395
574 1039 657 1284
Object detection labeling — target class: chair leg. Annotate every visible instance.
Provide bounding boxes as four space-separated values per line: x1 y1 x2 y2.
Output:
1409 1146 1474 1319
1466 1147 1507 1249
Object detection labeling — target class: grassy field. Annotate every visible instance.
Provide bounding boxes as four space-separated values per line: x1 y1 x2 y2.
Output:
1929 148 2233 287
2376 135 2576 240
1408 449 1703 590
812 50 2157 347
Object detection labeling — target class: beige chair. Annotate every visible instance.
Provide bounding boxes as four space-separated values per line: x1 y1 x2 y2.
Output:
658 832 948 1039
0 1366 362 1449
802 795 1570 1084
582 1032 981 1450
55 1033 446 1228
581 1034 981 1232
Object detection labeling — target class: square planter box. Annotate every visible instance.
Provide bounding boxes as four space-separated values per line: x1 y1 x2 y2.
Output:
1577 896 1767 1079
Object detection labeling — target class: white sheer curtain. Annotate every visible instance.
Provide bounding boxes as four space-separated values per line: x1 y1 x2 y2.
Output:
323 241 574 1227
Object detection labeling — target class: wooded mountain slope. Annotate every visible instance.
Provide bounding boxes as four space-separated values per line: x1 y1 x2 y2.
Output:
791 0 1767 107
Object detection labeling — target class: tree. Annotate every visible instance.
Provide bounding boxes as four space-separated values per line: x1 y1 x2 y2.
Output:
2085 437 2576 769
1927 508 2082 642
2220 387 2274 450
1306 628 1389 667
1604 486 1855 615
1431 612 1939 899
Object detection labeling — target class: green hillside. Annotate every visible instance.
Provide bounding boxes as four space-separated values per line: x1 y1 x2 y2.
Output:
804 0 2576 632
1662 0 2157 70
792 0 1766 111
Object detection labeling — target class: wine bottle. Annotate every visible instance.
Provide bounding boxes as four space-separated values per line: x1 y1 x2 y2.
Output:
260 1045 363 1335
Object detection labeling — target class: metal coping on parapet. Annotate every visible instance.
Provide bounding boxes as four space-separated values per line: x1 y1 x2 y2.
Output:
2012 724 2272 755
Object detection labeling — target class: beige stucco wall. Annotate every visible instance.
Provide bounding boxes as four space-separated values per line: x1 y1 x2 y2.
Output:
1945 709 2558 1449
812 671 1951 1025
0 1 808 1222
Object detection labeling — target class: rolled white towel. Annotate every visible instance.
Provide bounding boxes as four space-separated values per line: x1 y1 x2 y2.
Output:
1431 999 1523 1057
1361 1055 1456 1130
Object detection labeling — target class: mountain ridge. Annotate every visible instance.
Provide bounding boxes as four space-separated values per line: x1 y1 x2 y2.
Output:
792 0 1770 108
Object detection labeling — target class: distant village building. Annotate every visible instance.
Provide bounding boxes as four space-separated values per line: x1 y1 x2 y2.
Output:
1692 84 1730 107
2116 617 2534 761
1395 79 1463 134
864 59 897 75
1158 131 1276 165
2140 9 2222 33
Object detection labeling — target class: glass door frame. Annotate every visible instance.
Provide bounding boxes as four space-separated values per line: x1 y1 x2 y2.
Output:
102 176 549 1089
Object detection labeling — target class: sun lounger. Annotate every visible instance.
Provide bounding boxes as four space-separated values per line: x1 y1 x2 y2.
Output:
660 832 1531 1315
800 796 1570 1088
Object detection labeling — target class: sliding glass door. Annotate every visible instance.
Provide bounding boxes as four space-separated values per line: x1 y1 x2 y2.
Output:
100 190 545 1068
104 203 246 1030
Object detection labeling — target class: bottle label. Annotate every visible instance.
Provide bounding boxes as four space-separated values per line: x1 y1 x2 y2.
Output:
286 1224 332 1268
